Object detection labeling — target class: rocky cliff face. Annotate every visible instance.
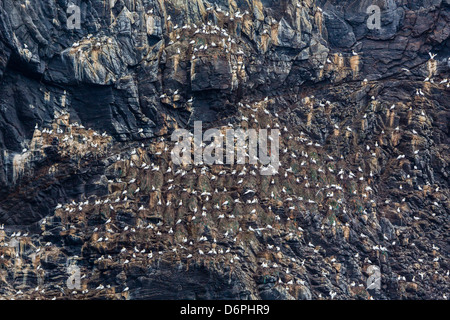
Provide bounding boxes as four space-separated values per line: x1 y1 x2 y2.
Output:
0 0 448 300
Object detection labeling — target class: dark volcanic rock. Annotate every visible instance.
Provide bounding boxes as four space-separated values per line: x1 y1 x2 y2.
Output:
0 0 448 300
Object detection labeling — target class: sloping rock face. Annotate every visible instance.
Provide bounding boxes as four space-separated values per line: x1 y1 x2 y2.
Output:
0 0 448 300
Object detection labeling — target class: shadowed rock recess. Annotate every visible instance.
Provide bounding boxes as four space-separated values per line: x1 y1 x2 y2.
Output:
0 0 448 300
